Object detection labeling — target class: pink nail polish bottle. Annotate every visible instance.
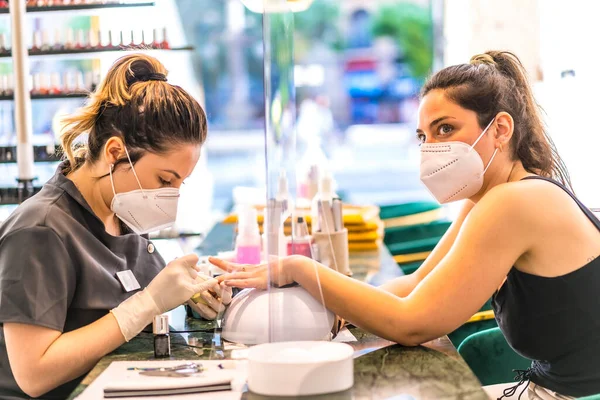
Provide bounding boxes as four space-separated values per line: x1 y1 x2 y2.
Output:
287 216 313 258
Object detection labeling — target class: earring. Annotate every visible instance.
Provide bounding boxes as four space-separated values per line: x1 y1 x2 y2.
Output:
110 163 115 171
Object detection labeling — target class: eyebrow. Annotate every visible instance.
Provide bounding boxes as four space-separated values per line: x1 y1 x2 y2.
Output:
161 169 182 180
416 116 456 133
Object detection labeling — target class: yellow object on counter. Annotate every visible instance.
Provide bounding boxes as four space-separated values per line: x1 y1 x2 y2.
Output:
348 241 381 252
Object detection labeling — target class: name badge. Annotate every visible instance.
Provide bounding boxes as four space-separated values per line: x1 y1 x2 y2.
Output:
116 270 141 292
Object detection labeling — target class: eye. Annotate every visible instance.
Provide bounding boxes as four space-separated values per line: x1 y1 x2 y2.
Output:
158 177 172 187
437 124 454 136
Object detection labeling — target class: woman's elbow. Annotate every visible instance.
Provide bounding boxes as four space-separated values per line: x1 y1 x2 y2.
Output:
388 321 441 347
14 370 52 399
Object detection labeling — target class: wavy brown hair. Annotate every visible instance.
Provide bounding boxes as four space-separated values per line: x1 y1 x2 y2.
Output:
60 53 207 173
422 50 571 189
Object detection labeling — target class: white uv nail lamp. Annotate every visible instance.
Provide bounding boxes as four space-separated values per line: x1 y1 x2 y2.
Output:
221 286 355 397
221 286 335 345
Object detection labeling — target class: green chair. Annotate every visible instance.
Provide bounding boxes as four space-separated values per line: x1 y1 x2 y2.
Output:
458 327 531 386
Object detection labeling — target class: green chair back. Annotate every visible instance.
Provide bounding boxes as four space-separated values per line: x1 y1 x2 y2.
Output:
458 327 531 386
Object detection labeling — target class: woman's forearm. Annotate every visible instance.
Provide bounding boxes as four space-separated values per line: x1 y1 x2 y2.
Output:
5 313 125 398
290 258 425 346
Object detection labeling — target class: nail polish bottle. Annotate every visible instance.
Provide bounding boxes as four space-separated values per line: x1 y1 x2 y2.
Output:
139 30 146 49
37 0 47 7
74 71 85 92
75 30 85 50
5 74 14 97
40 30 51 52
84 71 93 91
128 30 135 48
104 30 113 49
153 315 171 358
0 75 7 97
95 29 102 49
287 216 313 258
53 29 63 51
0 34 8 55
119 30 125 48
31 31 42 53
152 28 159 49
50 72 62 95
91 69 100 91
31 73 41 95
86 29 95 49
0 1 8 8
63 71 73 93
41 73 51 95
27 0 38 7
161 27 170 49
65 28 75 50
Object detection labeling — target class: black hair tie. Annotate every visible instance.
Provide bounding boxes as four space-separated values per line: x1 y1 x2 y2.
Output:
127 72 168 86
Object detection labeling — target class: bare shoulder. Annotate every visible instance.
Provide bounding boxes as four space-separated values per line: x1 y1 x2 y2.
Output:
472 177 573 224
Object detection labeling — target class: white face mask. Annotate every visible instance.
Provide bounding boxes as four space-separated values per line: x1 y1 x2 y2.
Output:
109 147 180 235
419 118 498 204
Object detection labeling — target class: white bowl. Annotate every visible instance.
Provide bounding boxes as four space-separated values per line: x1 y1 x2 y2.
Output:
221 286 335 345
247 341 354 396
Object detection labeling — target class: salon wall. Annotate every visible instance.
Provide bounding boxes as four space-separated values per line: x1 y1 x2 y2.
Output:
443 0 600 210
443 0 541 81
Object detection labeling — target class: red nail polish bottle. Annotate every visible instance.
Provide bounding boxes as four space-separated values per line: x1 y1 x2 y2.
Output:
160 27 170 49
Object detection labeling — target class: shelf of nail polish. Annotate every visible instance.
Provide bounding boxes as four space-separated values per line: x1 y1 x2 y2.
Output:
0 1 155 13
0 27 190 57
0 70 99 98
0 93 88 100
0 144 61 164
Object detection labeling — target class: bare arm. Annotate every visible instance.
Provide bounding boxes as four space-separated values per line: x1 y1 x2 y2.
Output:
378 200 476 297
5 314 125 398
286 187 531 345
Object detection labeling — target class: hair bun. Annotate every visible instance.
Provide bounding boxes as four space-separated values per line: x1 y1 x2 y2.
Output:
126 72 168 86
470 53 497 67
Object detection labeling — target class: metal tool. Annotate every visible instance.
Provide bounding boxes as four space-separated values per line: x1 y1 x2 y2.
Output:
127 362 203 372
139 370 195 378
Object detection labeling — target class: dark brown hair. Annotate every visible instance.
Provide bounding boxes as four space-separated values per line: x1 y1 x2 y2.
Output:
422 50 571 189
60 53 207 173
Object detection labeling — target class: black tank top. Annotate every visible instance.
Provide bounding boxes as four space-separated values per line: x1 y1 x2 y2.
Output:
492 176 600 397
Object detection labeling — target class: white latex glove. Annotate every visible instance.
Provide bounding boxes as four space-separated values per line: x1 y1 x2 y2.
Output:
111 254 218 341
187 276 233 320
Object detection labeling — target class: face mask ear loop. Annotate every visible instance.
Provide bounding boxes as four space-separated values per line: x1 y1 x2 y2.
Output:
123 146 147 199
470 118 496 151
109 164 118 201
483 148 499 175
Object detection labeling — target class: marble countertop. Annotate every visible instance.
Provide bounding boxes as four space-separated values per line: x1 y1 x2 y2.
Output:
68 310 487 400
68 224 487 399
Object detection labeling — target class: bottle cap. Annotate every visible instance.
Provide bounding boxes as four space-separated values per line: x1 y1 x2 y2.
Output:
153 314 169 335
